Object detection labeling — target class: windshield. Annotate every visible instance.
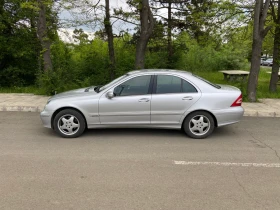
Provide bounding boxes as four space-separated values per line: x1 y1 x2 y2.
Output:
98 74 129 92
192 74 221 89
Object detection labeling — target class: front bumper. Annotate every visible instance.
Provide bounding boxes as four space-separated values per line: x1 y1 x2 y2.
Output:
40 110 54 128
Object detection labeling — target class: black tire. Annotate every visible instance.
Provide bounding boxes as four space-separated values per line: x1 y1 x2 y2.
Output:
183 111 215 139
53 109 86 138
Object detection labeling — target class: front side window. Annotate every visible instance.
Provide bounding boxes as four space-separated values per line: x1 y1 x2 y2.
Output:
114 75 151 96
156 75 197 94
99 74 129 92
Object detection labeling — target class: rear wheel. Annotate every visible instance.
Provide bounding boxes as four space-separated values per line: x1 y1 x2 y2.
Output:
53 109 86 138
183 111 215 139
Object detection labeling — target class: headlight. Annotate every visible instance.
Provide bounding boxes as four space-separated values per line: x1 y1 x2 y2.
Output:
44 100 51 110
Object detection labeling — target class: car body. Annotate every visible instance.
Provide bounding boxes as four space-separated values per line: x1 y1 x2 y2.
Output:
40 69 244 139
260 57 267 65
262 58 273 66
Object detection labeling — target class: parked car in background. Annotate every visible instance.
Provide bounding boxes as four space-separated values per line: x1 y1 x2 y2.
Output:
260 57 267 65
262 58 273 66
40 69 244 139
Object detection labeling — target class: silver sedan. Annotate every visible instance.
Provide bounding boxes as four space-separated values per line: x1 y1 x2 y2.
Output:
40 70 244 139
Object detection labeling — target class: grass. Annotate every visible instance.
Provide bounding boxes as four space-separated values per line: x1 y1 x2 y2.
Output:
1 66 279 100
0 86 46 95
193 66 280 101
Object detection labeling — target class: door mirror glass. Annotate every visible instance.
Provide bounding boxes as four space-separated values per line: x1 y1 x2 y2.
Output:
106 91 115 99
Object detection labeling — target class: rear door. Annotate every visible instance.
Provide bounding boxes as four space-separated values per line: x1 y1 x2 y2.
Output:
151 74 201 125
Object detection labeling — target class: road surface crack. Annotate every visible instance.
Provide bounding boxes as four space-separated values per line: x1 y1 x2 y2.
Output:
231 169 268 210
250 134 280 162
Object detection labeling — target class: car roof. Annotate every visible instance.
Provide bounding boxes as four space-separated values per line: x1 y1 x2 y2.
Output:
127 69 192 75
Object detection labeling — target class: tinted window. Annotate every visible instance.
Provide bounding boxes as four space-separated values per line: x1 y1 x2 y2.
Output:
156 75 197 94
182 80 197 93
114 75 151 96
156 75 181 94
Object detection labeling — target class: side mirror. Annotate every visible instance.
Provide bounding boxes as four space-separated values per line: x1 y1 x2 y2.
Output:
106 91 115 99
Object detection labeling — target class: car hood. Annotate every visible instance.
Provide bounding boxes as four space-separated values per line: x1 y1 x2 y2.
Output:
49 86 97 101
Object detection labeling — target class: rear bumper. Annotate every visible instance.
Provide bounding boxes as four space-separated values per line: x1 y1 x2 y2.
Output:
213 106 244 127
40 110 54 128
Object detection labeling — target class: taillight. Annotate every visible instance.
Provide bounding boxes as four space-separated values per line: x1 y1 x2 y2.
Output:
231 94 242 107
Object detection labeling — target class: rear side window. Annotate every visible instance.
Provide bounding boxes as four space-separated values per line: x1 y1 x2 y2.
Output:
182 80 197 93
155 75 197 94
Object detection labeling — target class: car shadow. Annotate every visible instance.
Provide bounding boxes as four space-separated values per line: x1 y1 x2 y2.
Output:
83 128 185 138
82 126 234 140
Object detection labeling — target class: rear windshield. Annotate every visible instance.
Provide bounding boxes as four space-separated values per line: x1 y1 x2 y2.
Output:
192 74 221 89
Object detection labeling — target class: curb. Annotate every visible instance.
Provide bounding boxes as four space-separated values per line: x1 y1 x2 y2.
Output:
0 106 43 112
1 105 280 117
243 110 280 117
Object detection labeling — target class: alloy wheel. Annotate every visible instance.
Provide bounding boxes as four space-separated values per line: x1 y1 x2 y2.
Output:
57 114 80 136
189 115 211 136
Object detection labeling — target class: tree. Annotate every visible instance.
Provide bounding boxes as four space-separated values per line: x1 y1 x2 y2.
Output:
61 0 116 79
0 0 40 86
73 28 89 44
151 0 189 68
269 0 280 92
151 0 179 67
135 0 155 69
37 0 53 72
104 0 116 79
247 0 271 102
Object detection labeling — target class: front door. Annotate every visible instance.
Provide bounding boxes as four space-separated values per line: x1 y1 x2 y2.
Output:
151 75 201 125
99 75 152 125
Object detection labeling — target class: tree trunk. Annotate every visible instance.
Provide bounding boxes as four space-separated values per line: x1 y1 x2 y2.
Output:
247 0 271 102
167 0 173 68
269 1 280 92
248 38 262 101
37 0 52 72
30 15 41 72
104 0 116 80
135 0 155 69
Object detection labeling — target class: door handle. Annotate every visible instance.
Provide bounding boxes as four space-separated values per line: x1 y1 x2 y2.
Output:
138 98 150 102
182 96 193 100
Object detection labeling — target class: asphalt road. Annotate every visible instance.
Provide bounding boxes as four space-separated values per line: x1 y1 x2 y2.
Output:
0 112 280 210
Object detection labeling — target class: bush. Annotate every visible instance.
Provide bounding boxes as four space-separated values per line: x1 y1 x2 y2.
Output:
37 68 81 95
174 33 246 72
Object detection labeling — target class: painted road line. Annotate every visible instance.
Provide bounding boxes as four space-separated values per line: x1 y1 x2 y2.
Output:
174 161 280 168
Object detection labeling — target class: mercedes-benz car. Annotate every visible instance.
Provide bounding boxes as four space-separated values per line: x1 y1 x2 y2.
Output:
40 69 244 139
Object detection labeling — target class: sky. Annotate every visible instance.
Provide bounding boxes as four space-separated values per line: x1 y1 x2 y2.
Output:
57 0 133 42
57 0 168 43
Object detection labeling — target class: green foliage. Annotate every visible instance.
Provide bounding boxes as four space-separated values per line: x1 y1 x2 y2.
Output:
2 0 278 100
1 30 249 95
174 33 246 72
37 68 78 95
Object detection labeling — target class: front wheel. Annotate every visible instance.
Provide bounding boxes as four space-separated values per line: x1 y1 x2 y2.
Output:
183 111 215 139
53 109 86 138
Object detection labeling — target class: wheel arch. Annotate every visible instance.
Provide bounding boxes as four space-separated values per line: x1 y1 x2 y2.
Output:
181 110 218 129
51 107 88 129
